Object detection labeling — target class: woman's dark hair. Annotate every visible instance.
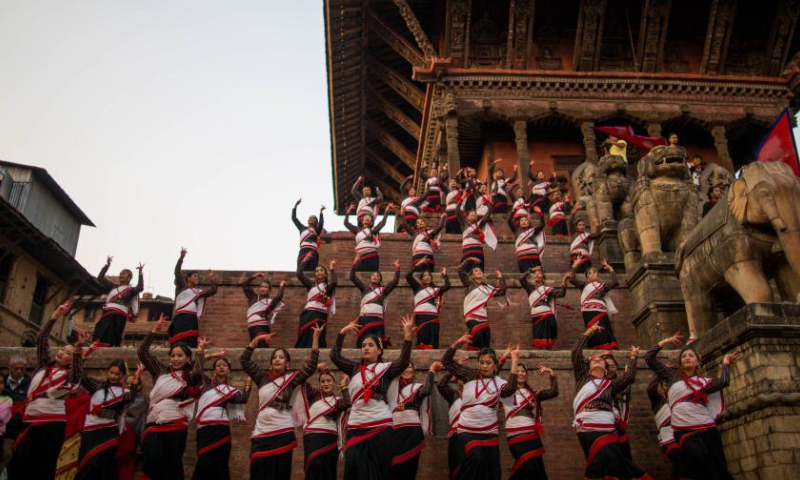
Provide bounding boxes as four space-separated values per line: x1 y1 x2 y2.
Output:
316 265 329 282
362 334 384 362
120 269 133 278
517 364 528 373
478 347 498 367
677 345 701 373
109 359 129 376
259 280 272 288
270 348 291 367
213 357 232 370
170 343 194 362
318 370 336 383
420 271 433 283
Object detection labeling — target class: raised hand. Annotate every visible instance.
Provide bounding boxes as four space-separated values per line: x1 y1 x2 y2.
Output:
393 259 401 270
453 333 472 349
255 272 266 279
279 280 286 288
197 336 211 352
208 348 228 359
629 346 641 359
723 351 741 366
317 362 330 373
494 270 502 279
347 204 356 214
137 262 145 272
180 247 188 259
340 320 360 336
320 205 326 212
401 315 414 339
510 344 520 361
328 260 337 270
106 255 113 266
55 301 73 316
357 176 364 183
429 361 443 373
74 330 88 348
537 365 554 377
441 267 447 276
206 270 215 282
311 323 325 340
296 198 302 207
658 331 684 348
134 363 145 381
572 256 583 269
385 202 395 212
153 313 169 333
250 332 275 348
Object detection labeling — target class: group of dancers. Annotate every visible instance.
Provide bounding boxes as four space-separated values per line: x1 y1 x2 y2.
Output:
8 167 742 480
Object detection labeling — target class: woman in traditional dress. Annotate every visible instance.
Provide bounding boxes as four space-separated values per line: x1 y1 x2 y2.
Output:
137 314 205 480
569 259 620 350
441 334 519 480
399 176 426 233
504 364 558 480
172 248 218 347
437 369 463 479
388 361 440 480
295 258 337 348
292 199 325 272
507 210 546 273
572 326 651 480
646 331 740 480
344 204 393 272
519 267 571 350
458 260 506 350
406 267 450 349
604 355 633 460
349 259 401 347
7 302 82 480
569 218 601 274
241 273 285 347
74 360 142 480
547 188 571 237
444 178 463 234
329 316 414 480
193 349 251 480
293 365 351 480
488 160 517 214
647 375 681 480
456 196 496 268
351 176 384 226
420 162 446 213
403 214 446 273
240 325 322 480
94 257 144 347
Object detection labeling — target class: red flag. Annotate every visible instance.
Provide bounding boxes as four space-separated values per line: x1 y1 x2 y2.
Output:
595 126 668 152
756 109 800 177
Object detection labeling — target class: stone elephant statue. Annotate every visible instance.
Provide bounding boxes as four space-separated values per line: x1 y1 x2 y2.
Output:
677 161 800 336
619 145 699 270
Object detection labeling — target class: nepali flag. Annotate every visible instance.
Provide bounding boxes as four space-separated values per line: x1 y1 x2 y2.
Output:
594 126 668 152
756 108 800 177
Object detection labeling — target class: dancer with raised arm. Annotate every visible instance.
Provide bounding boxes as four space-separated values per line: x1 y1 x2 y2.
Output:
351 176 384 225
240 325 322 480
137 314 205 480
399 176 426 233
458 261 506 350
241 273 285 348
605 355 634 460
292 199 325 271
94 257 144 347
646 331 740 480
74 360 142 480
329 316 414 480
420 162 445 213
172 248 218 347
192 345 251 480
350 259 401 347
488 160 517 214
547 188 571 238
442 335 519 480
406 267 450 349
504 364 558 480
519 267 571 350
388 361 440 480
344 203 393 272
647 375 682 480
7 302 82 480
572 326 651 480
508 210 546 272
437 368 464 479
295 258 336 348
444 178 463 234
570 259 620 350
570 218 601 274
457 196 496 268
403 214 446 273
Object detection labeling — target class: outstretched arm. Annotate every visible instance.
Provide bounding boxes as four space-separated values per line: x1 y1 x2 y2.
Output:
571 333 591 383
330 331 359 376
295 260 314 289
97 260 114 290
239 345 268 387
37 303 71 368
386 319 413 377
241 274 260 304
291 204 305 232
518 272 534 294
383 264 401 295
264 283 285 317
437 372 459 404
351 179 363 200
343 214 359 234
536 373 559 401
405 270 422 292
138 319 167 378
349 266 366 292
174 251 187 291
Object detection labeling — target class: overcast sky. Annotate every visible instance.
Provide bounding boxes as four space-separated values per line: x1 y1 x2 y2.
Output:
1 1 799 297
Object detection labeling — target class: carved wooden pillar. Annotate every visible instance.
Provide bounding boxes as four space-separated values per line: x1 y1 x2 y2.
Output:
581 122 599 163
573 0 608 71
711 125 735 172
637 0 672 72
765 0 800 76
514 120 531 181
700 0 737 75
506 0 535 69
446 0 471 67
445 115 461 174
647 122 663 139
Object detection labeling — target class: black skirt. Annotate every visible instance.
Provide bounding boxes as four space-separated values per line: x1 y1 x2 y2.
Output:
618 427 632 460
445 211 461 234
401 214 419 233
453 433 501 480
354 254 380 272
391 425 425 480
423 192 442 212
530 313 557 350
75 425 119 480
662 442 682 480
356 315 387 348
7 421 66 480
250 431 297 480
508 432 547 480
516 255 541 273
298 248 319 272
192 425 232 480
304 432 339 480
581 311 618 350
295 310 328 348
411 253 435 273
448 433 463 479
461 246 485 269
414 313 440 349
92 312 127 347
344 425 392 480
577 431 651 480
169 313 199 348
674 427 733 480
141 422 188 480
248 325 271 348
466 320 491 350
550 217 568 236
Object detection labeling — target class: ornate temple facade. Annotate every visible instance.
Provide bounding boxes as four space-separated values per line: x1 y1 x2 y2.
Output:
325 0 800 209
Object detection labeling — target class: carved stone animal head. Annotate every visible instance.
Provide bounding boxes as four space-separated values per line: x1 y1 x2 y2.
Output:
598 154 628 176
700 163 734 198
572 161 598 197
638 145 689 180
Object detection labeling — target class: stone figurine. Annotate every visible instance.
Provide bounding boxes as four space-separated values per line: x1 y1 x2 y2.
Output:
677 161 800 336
618 145 700 270
699 162 735 199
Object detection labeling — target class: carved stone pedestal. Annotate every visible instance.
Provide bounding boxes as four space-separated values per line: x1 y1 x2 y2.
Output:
596 222 624 271
694 304 800 480
627 252 688 346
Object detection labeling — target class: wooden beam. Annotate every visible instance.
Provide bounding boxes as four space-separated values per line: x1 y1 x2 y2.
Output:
699 0 737 75
389 0 438 59
367 12 426 67
368 57 425 110
765 0 800 76
365 145 408 184
445 0 471 67
573 0 608 71
507 0 535 69
366 118 417 168
367 84 421 138
637 0 672 73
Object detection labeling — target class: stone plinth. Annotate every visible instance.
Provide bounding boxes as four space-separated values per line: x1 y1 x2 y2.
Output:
627 252 688 346
694 303 800 480
596 222 624 271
